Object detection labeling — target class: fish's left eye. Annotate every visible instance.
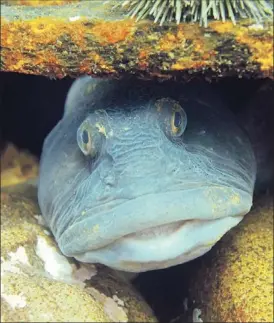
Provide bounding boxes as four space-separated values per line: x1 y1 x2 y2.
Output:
82 129 89 144
173 111 182 127
155 98 187 138
171 107 187 137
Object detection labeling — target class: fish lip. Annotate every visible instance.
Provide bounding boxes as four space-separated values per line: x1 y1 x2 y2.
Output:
58 185 253 260
72 215 244 272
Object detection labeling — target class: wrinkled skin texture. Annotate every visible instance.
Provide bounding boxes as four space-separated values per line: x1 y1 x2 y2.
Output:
38 76 256 272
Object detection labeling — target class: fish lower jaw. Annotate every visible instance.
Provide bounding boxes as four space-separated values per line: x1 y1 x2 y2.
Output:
74 215 243 272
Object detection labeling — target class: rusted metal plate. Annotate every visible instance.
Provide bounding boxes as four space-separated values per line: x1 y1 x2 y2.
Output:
1 1 273 80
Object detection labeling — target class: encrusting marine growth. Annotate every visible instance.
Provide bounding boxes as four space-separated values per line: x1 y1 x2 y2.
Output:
112 0 273 27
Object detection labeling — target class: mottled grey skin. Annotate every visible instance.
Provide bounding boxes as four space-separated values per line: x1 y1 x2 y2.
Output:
38 76 256 272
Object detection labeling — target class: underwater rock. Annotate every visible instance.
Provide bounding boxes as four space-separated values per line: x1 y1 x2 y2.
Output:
0 192 157 322
0 1 273 80
0 143 39 200
1 143 38 188
187 196 273 322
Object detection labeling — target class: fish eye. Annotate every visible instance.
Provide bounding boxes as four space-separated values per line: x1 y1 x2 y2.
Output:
155 98 187 138
82 129 89 144
171 108 187 137
174 111 182 127
77 119 102 157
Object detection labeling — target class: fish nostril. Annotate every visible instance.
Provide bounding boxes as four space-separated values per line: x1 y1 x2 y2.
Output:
104 173 116 186
98 155 116 187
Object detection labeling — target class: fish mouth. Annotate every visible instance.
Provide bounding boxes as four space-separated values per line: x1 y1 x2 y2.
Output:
58 186 252 272
72 216 243 272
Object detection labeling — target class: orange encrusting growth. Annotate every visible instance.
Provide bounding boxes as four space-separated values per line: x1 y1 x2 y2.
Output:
1 17 127 78
89 21 136 45
1 4 273 80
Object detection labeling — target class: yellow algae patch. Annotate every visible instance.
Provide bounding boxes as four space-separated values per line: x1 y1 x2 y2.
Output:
209 21 236 34
209 20 273 72
237 31 273 71
165 24 217 71
159 30 187 52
